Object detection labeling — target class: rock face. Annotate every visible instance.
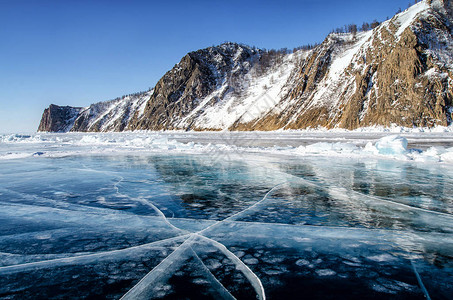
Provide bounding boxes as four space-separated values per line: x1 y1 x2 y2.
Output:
127 43 262 131
39 0 453 132
38 105 83 132
244 0 453 130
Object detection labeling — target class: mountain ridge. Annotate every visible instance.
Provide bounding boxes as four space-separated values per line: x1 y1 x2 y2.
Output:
38 0 453 132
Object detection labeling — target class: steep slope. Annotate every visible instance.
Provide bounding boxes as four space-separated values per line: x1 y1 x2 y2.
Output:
127 42 266 131
244 0 453 130
38 0 453 132
69 91 151 132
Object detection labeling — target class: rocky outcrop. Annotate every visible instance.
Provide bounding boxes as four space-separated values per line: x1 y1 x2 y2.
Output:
38 0 453 132
127 43 261 131
38 105 83 132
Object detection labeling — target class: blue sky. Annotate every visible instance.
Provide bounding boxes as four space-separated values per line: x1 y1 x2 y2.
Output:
0 0 414 133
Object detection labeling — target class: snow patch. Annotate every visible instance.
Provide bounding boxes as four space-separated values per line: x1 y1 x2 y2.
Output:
395 1 430 37
328 31 373 82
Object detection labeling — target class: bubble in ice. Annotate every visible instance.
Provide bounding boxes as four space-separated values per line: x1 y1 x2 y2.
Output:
295 259 311 267
316 269 337 276
367 254 397 262
243 257 259 265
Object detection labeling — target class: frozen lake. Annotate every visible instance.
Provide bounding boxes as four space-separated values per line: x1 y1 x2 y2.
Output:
0 132 452 299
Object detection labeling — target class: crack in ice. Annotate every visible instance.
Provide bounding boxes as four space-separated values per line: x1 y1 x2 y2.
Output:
120 236 196 299
118 182 284 300
189 246 237 300
199 182 288 235
267 168 453 218
411 260 432 300
0 235 190 275
195 234 266 300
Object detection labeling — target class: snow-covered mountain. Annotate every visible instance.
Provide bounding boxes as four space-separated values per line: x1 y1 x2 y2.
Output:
39 0 453 132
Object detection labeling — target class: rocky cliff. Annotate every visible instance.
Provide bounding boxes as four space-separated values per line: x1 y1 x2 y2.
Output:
245 0 453 130
38 105 83 132
39 0 453 132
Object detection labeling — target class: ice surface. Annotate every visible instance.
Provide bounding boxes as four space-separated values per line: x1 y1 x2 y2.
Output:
0 131 452 298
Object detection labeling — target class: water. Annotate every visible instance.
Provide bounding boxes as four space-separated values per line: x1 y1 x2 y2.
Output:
0 133 452 299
